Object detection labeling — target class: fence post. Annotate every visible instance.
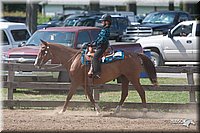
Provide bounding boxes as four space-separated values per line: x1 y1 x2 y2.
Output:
7 64 15 108
187 68 196 102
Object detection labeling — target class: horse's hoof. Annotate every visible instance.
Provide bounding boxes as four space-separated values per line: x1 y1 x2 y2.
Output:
96 111 101 116
58 110 64 114
142 108 148 118
114 105 121 114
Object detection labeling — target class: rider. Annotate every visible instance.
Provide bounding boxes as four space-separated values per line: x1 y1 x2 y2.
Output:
91 13 111 79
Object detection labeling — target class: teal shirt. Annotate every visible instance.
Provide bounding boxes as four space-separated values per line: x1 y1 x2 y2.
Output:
94 26 110 47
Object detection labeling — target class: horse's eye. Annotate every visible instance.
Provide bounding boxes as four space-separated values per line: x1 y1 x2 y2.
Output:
41 47 46 50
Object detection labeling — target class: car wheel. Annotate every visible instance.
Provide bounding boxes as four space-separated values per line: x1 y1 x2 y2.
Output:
150 51 164 66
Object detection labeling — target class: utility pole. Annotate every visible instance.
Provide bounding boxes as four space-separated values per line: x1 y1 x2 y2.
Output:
169 0 174 11
26 0 38 34
126 1 137 15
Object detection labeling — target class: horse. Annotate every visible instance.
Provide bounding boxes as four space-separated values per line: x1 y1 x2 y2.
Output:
34 40 158 115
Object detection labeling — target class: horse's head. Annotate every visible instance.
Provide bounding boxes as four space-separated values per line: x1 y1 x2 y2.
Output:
34 40 52 68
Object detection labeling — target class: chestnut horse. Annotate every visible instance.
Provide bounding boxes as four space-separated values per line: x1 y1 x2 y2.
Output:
34 40 158 115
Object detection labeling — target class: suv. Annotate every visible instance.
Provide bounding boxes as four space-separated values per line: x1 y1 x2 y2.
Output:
64 14 130 42
122 11 193 42
0 22 31 52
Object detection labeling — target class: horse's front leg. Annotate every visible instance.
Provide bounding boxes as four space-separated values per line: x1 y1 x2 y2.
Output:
113 76 129 115
59 83 78 114
83 85 101 115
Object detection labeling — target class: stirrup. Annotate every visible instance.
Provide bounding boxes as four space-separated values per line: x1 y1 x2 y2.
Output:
93 74 101 79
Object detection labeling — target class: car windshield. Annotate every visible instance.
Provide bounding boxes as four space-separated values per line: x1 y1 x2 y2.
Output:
26 31 75 47
142 12 176 24
64 19 78 26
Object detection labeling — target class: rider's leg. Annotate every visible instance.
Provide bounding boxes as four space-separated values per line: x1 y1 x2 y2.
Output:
93 45 108 78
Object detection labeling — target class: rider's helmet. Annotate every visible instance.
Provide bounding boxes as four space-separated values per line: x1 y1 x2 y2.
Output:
99 14 111 22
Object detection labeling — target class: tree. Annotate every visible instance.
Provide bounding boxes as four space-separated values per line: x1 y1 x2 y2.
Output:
26 2 38 34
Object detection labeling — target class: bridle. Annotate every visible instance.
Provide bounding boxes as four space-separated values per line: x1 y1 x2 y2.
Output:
37 45 81 70
36 46 62 70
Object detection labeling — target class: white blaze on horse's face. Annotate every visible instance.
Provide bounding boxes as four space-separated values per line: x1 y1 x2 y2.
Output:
34 45 51 67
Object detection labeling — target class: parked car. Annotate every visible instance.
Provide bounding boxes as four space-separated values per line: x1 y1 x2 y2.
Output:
104 11 141 25
136 20 199 66
63 15 89 27
64 14 130 42
0 22 31 52
62 11 104 26
122 10 193 42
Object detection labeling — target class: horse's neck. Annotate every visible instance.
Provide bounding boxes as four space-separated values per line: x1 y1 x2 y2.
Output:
50 44 79 70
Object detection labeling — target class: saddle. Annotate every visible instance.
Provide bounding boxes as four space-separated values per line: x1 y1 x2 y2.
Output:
81 45 124 78
85 46 114 61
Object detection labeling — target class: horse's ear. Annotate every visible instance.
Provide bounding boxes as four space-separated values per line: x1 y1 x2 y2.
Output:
40 39 48 46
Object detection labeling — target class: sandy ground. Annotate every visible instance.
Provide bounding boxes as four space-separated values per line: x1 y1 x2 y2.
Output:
2 107 199 133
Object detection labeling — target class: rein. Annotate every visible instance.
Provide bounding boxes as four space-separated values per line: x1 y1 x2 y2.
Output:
40 46 81 70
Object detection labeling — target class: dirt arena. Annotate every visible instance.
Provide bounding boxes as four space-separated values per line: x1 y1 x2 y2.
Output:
2 107 199 132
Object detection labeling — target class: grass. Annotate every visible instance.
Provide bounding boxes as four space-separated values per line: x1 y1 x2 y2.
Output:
1 77 194 104
3 11 51 24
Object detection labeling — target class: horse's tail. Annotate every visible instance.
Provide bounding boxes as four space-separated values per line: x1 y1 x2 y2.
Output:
138 53 158 86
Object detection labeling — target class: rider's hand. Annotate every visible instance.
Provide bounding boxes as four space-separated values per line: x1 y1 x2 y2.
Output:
82 42 89 48
90 41 96 47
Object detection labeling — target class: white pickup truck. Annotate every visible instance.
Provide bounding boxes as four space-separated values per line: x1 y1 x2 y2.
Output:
0 22 31 52
136 20 199 66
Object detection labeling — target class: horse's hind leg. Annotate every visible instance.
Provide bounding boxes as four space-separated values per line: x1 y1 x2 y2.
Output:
59 83 78 114
114 75 129 114
131 77 146 108
129 76 148 117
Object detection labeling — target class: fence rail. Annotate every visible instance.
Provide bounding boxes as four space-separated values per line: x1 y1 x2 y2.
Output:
1 63 199 109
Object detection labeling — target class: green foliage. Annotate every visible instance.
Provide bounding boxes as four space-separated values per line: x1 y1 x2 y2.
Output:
3 11 51 24
37 14 51 24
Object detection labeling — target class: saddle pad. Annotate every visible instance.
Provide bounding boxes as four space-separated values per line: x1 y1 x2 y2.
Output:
81 50 124 65
101 50 124 64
